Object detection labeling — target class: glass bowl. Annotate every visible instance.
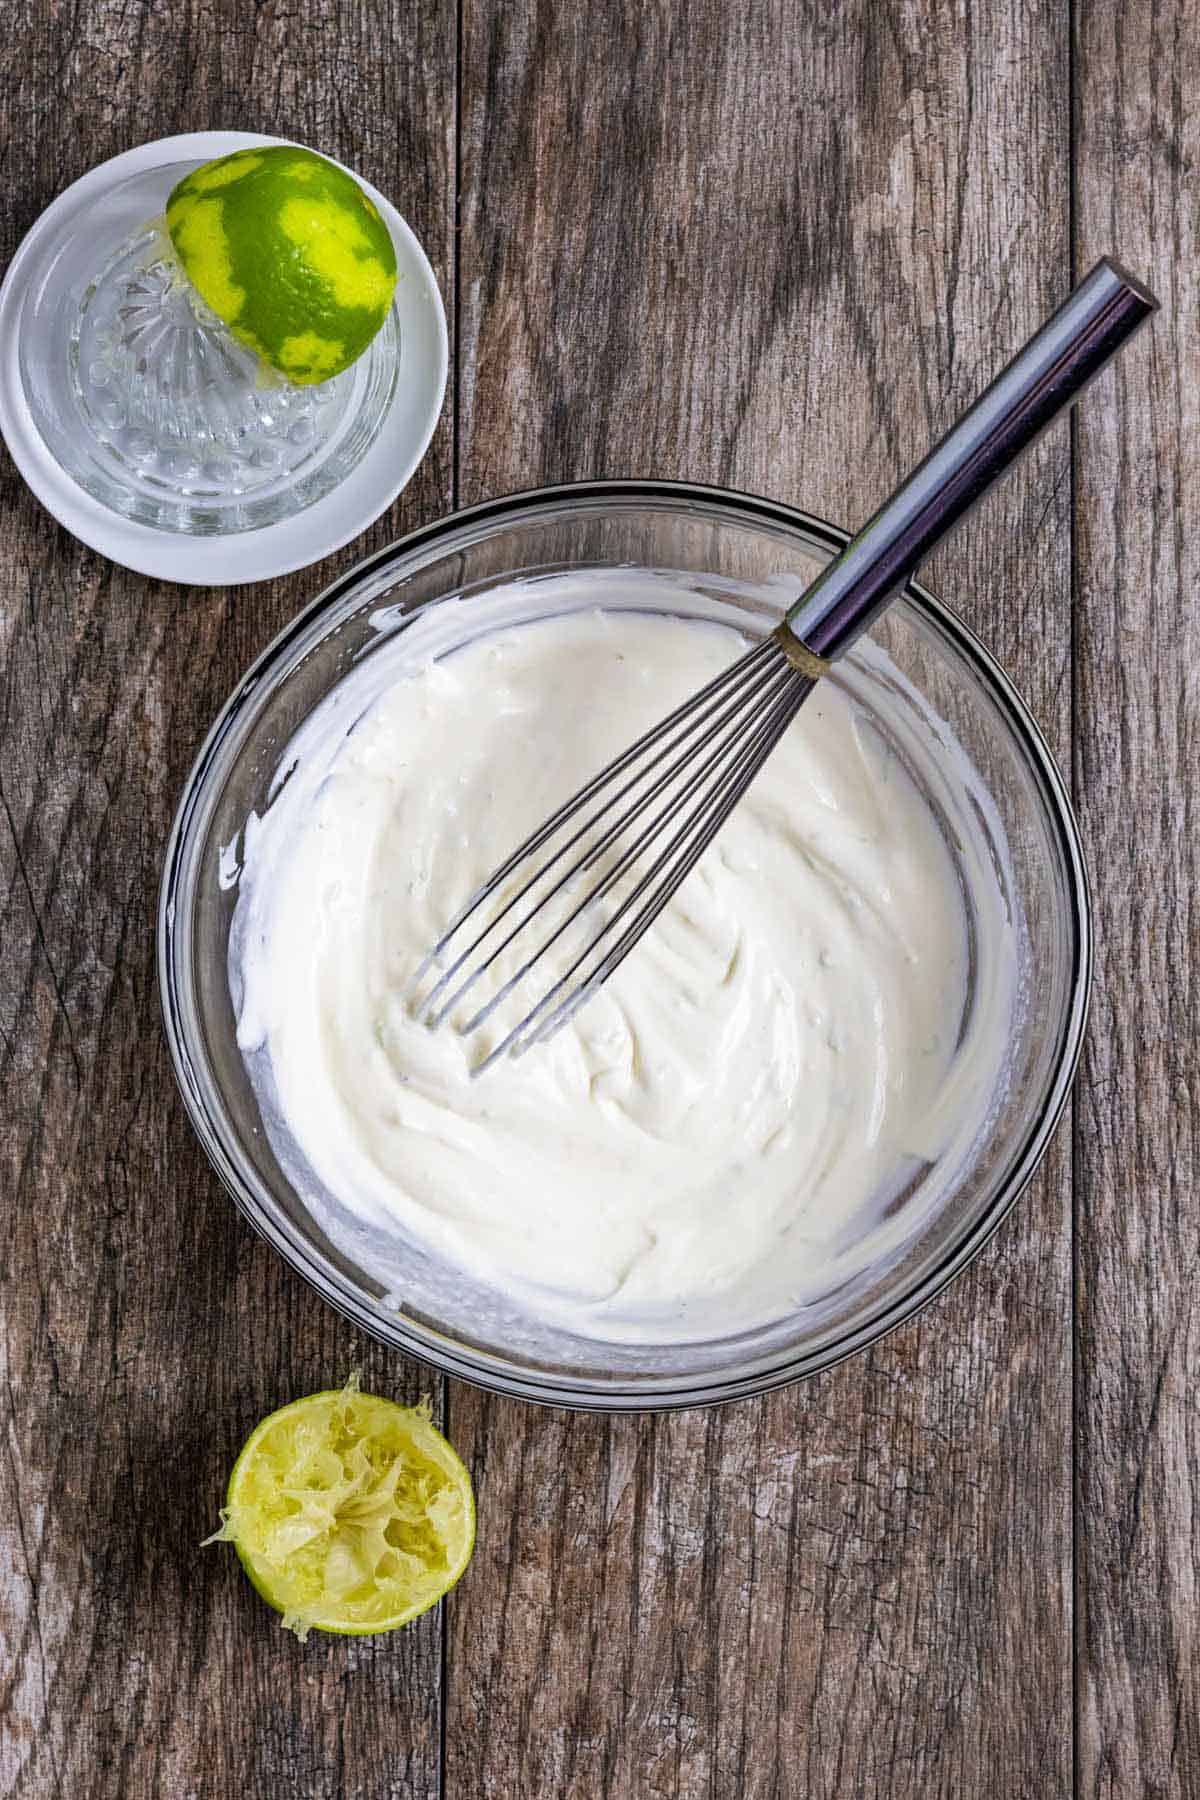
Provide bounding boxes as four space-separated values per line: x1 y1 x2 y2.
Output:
158 482 1090 1410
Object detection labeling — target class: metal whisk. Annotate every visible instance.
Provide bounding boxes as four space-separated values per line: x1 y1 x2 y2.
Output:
417 259 1156 1069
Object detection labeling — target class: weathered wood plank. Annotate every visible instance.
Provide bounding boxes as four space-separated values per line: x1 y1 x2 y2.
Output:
0 3 455 1796
1073 3 1200 1794
451 3 1073 1796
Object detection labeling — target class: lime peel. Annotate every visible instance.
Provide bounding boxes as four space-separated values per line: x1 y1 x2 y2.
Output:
166 146 398 386
205 1375 475 1641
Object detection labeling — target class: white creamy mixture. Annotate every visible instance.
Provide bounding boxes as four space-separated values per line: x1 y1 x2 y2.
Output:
231 585 1014 1346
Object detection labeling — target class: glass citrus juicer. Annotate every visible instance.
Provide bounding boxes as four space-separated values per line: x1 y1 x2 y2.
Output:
0 131 447 582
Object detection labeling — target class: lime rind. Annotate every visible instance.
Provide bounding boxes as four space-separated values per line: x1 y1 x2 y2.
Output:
166 147 398 386
206 1376 475 1641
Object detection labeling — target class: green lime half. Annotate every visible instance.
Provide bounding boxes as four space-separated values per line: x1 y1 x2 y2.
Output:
205 1378 475 1640
166 146 398 385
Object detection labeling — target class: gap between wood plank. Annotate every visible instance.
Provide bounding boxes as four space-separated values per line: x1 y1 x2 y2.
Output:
440 0 465 1792
1068 1 1081 1794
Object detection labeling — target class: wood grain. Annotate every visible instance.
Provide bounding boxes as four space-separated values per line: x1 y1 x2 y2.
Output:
1073 2 1200 1794
0 3 455 1797
451 3 1074 1796
2 0 1193 1796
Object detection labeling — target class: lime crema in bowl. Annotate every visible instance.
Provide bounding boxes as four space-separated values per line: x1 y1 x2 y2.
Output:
226 571 1016 1351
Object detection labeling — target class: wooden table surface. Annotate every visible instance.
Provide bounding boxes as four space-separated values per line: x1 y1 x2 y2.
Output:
2 2 1195 1796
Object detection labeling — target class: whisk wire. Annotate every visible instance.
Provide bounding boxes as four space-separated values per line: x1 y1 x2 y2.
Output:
412 634 781 998
420 638 791 1028
519 672 810 1055
454 654 803 1042
469 661 812 1073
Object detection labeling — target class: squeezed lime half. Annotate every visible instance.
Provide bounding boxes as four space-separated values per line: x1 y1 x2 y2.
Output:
205 1377 475 1640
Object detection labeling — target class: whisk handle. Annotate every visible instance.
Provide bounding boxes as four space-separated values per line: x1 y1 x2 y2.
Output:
782 257 1158 663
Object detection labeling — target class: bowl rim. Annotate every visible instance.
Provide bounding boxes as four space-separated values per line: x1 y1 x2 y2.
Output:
158 478 1092 1411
